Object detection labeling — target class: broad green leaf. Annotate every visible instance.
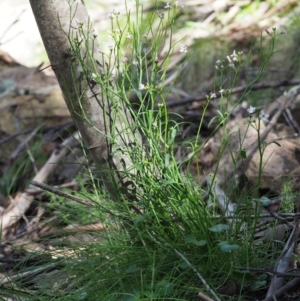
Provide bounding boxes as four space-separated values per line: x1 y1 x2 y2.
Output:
123 293 141 301
164 154 170 167
219 242 240 253
185 236 207 246
209 224 230 232
126 265 141 273
154 280 174 296
240 148 246 159
179 261 189 269
250 280 267 291
253 196 270 207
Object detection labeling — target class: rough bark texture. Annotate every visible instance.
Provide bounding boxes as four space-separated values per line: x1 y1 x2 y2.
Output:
29 0 142 199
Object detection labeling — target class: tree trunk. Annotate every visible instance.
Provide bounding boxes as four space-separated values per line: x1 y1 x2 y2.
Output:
29 0 143 199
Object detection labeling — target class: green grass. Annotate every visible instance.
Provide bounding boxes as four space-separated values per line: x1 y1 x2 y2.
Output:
0 1 296 300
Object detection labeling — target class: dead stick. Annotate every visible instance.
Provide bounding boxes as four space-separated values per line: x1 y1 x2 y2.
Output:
31 181 93 207
166 79 300 108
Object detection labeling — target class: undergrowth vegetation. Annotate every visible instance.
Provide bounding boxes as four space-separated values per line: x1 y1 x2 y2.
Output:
2 1 292 300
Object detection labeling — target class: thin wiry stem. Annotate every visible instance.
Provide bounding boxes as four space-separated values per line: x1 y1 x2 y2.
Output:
174 248 221 301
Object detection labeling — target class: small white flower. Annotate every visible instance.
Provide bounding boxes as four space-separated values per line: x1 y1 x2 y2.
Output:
227 56 235 68
247 106 256 114
121 57 128 63
180 45 187 53
230 50 239 61
219 89 225 93
133 58 138 66
210 92 217 98
174 1 179 6
259 110 269 122
126 33 133 40
156 11 165 19
139 84 145 90
230 50 237 58
164 2 171 9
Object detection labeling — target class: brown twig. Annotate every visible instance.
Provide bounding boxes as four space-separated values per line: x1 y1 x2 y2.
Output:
26 180 79 195
266 210 295 229
10 123 44 162
31 181 93 207
30 180 132 223
197 291 215 301
263 277 300 301
0 133 80 238
238 267 300 278
264 221 300 299
166 79 300 108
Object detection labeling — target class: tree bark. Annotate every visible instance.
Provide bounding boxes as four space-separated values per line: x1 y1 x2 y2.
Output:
29 0 143 199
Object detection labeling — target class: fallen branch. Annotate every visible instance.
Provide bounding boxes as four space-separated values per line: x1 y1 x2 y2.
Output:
264 221 300 299
166 79 300 108
0 133 79 238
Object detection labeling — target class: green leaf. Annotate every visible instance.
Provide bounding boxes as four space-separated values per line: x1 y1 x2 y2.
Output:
271 141 281 147
253 196 270 207
216 110 224 117
208 116 218 128
167 128 177 146
240 148 246 159
179 261 189 269
137 200 146 207
171 128 177 140
164 154 170 167
185 236 207 246
219 242 240 252
126 265 141 274
250 279 267 291
154 280 174 296
122 292 141 301
257 273 268 281
133 212 150 227
209 224 230 232
161 179 176 187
